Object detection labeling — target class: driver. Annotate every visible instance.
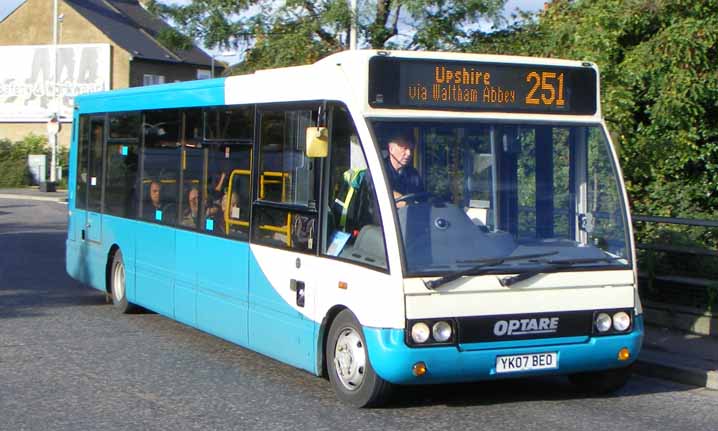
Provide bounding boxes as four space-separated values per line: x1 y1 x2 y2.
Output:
385 135 423 207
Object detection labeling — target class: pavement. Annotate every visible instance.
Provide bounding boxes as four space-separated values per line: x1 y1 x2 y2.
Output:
1 186 716 391
637 324 718 390
0 186 68 203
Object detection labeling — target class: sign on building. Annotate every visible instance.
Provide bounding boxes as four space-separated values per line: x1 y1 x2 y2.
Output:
0 43 110 121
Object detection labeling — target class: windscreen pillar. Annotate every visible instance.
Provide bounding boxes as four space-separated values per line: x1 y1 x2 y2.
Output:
535 126 554 239
570 128 589 245
495 127 519 236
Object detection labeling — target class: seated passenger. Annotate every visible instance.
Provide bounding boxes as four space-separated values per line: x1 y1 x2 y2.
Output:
220 191 240 229
181 187 200 228
143 180 164 221
207 191 240 235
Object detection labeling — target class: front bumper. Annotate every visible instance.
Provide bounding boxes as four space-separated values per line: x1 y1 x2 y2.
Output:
364 315 644 385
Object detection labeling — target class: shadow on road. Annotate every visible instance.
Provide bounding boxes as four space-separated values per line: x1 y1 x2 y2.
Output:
0 230 105 319
0 203 35 210
381 372 687 408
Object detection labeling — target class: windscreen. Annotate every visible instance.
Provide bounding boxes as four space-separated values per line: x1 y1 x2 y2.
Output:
371 120 631 276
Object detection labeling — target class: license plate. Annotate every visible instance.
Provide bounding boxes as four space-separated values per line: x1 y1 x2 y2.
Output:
496 352 558 374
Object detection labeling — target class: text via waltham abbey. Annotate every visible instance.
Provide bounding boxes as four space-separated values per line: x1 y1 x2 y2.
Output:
406 66 516 105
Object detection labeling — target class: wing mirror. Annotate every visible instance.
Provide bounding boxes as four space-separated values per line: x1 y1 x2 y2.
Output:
305 127 328 158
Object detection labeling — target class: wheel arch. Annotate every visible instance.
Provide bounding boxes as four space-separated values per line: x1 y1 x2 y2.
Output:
105 244 121 295
316 304 350 378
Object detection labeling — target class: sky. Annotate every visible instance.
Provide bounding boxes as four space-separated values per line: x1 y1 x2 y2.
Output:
0 0 24 22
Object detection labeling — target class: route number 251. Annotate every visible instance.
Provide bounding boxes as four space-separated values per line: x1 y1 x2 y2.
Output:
525 71 565 107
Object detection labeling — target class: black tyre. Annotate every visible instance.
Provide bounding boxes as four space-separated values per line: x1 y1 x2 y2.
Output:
110 250 136 313
326 309 393 407
569 365 632 395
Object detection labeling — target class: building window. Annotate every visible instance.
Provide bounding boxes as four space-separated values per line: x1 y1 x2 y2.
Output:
197 69 211 80
143 74 166 86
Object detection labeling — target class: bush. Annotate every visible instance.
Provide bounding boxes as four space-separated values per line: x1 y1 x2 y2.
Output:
0 134 68 188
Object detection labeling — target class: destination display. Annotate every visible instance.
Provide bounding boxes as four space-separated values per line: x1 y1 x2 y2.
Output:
368 56 597 115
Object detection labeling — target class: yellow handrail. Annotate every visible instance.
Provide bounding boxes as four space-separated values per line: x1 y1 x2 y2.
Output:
225 169 251 234
258 212 292 247
259 171 289 201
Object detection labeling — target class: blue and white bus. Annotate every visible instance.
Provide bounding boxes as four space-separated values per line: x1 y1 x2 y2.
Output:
66 50 643 407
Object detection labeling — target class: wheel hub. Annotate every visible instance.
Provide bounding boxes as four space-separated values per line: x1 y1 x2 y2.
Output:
334 327 366 391
113 260 125 302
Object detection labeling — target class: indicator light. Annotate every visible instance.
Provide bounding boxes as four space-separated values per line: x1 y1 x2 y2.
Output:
618 348 631 361
412 362 427 376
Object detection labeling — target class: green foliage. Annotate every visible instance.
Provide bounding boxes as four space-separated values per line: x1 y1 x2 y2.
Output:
0 134 68 188
472 0 718 225
152 0 506 72
0 135 46 187
156 27 195 52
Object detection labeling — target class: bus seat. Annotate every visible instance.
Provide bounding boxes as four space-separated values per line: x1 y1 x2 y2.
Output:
349 225 385 266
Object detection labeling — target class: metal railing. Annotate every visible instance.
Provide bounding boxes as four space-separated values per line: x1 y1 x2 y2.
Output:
632 214 718 313
633 215 718 257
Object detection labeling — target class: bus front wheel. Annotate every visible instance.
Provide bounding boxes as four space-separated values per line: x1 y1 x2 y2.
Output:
569 366 632 395
326 309 392 407
110 250 136 314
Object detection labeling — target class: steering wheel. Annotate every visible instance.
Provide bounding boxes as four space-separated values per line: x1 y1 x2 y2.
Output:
394 191 432 205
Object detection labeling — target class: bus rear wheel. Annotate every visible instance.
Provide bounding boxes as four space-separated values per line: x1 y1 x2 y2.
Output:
569 366 632 395
110 250 136 314
326 309 392 407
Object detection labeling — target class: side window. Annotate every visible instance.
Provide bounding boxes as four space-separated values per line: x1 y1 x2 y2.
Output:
141 109 181 225
587 127 626 251
323 106 387 269
87 116 104 212
74 116 89 210
203 143 252 239
252 108 317 252
258 110 315 205
197 106 254 239
205 107 253 141
105 112 141 218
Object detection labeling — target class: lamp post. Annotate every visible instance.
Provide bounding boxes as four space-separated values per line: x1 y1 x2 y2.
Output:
349 0 357 50
46 0 60 190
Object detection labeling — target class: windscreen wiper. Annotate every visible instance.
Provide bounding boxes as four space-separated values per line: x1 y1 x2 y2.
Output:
499 257 626 287
423 251 558 290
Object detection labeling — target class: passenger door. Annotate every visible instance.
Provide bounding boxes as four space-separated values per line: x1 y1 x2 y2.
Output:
85 115 105 243
248 107 319 372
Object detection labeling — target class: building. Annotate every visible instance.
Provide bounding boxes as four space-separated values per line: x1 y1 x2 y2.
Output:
0 0 219 148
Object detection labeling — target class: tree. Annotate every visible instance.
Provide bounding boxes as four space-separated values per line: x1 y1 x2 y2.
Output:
471 0 718 221
147 0 506 72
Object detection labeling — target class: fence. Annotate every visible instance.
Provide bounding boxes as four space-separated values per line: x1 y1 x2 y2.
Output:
632 214 718 335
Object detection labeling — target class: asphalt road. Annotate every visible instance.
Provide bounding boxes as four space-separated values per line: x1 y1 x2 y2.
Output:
1 198 717 431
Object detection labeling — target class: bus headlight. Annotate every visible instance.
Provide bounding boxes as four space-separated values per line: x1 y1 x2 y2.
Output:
595 313 612 332
432 321 452 342
612 311 631 331
411 322 431 343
